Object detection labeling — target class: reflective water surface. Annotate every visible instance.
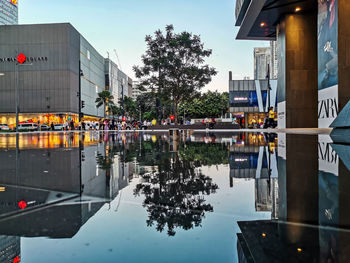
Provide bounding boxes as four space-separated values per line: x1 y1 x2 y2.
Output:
0 131 349 262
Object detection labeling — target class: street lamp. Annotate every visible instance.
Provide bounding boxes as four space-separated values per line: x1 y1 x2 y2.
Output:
78 61 84 124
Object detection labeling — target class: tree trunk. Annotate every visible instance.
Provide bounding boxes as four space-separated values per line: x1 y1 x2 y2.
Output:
103 102 106 119
174 101 178 124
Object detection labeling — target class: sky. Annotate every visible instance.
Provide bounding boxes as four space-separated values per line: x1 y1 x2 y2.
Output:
19 0 269 93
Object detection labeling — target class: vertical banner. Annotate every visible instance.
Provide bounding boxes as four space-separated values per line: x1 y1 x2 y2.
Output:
276 24 286 128
318 134 339 261
318 0 338 128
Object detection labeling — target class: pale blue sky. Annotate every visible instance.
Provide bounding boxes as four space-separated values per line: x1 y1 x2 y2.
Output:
19 0 269 92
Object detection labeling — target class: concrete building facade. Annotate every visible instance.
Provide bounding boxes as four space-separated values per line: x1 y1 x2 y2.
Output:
0 23 107 126
254 47 271 80
105 58 132 107
80 36 105 119
253 42 278 80
0 0 18 25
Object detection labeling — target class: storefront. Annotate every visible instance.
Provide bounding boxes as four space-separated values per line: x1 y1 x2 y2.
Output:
229 79 277 128
247 112 267 129
0 113 80 129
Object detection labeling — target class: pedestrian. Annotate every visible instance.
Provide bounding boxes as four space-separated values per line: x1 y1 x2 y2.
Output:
268 107 275 128
209 118 216 129
51 123 54 131
104 120 108 131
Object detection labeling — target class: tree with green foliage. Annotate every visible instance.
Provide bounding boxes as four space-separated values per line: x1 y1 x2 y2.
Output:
95 90 114 118
136 92 158 121
109 104 122 118
179 91 229 119
134 25 217 123
133 140 218 236
120 96 138 119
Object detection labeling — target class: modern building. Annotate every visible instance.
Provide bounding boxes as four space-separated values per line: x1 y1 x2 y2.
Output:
131 81 140 100
0 23 108 126
127 77 133 98
0 236 20 263
254 47 271 80
270 41 278 79
80 35 105 121
229 72 277 128
235 0 350 129
105 59 132 108
131 81 153 100
0 0 18 25
253 42 278 80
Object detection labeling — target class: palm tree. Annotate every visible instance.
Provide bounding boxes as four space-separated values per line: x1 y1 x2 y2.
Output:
109 104 122 118
96 91 114 118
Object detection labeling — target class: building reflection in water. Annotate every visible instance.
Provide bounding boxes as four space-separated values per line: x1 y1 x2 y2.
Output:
0 236 20 263
229 133 279 219
2 131 350 262
236 133 350 263
0 131 231 260
0 132 134 262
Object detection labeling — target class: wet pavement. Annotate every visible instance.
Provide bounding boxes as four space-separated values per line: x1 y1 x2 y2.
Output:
0 131 348 262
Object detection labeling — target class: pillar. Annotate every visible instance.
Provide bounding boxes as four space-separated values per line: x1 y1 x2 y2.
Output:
277 12 318 128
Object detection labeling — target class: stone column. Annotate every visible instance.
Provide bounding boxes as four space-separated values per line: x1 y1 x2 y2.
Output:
277 12 318 128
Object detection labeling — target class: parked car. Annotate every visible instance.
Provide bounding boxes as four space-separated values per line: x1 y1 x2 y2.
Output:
39 124 50 131
17 123 38 132
0 124 10 131
53 124 65 131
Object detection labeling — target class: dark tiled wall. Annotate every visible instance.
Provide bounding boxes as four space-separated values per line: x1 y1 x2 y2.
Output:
277 13 318 128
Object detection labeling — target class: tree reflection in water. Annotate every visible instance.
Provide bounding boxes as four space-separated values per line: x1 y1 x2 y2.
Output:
134 139 224 236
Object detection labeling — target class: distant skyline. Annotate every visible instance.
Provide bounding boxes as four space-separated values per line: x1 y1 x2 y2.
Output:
19 0 269 93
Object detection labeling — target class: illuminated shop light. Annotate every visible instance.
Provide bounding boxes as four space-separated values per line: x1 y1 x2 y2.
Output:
235 158 247 162
234 97 248 101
